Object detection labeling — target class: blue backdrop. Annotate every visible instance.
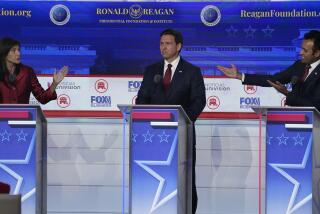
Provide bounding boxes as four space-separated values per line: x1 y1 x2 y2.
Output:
0 1 319 75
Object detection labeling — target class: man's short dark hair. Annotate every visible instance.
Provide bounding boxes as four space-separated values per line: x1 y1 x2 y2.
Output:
160 29 183 46
304 30 320 52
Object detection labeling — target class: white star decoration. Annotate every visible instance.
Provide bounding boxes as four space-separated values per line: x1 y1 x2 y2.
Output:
16 129 28 142
0 129 11 142
262 25 274 38
225 25 238 37
143 130 154 143
269 136 312 213
135 132 178 213
131 133 138 143
293 133 304 146
277 133 289 146
158 131 170 143
267 135 273 145
244 25 256 38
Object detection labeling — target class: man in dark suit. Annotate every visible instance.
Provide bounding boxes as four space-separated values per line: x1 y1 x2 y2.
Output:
136 29 206 214
217 30 320 111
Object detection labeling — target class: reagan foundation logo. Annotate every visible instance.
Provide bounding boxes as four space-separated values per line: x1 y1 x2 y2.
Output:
50 4 71 26
96 4 175 24
129 4 143 19
201 5 221 27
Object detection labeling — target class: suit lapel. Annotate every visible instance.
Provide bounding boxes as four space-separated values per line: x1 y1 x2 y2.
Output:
304 63 320 85
155 62 167 99
15 65 26 82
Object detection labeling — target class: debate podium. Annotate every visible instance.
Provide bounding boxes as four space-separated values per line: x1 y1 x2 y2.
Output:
0 105 47 214
118 105 193 214
253 106 320 214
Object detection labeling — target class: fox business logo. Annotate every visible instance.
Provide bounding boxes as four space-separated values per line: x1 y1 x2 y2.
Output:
128 81 142 92
91 96 111 107
240 97 260 109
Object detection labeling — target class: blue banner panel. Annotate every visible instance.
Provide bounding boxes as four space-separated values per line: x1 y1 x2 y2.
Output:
0 1 319 75
0 108 37 214
131 108 178 214
266 111 313 214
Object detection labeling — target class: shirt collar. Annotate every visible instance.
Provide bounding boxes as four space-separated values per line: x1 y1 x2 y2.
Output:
310 59 320 72
164 55 180 71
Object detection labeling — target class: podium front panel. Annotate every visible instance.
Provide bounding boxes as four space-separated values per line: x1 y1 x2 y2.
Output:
0 106 44 214
265 110 313 214
130 108 179 214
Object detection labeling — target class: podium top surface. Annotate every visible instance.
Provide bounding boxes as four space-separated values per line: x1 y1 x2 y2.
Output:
252 106 320 116
117 104 191 123
0 104 46 121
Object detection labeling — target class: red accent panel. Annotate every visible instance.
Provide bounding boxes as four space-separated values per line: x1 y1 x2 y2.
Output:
200 112 259 119
44 111 262 119
267 114 306 122
44 110 122 118
132 112 171 120
0 111 29 119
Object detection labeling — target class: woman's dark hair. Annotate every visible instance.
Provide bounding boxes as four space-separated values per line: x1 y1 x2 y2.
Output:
0 37 20 81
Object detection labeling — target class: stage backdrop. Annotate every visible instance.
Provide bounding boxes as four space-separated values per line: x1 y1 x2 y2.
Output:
0 1 319 112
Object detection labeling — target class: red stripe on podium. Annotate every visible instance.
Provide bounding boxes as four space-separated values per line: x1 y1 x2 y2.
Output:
0 111 29 119
267 114 306 122
132 112 171 120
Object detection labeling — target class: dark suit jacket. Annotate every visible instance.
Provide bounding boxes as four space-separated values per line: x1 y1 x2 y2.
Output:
0 64 57 104
244 60 320 111
0 182 10 193
136 58 206 122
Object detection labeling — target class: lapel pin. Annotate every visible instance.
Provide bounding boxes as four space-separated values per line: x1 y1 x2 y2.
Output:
178 70 182 73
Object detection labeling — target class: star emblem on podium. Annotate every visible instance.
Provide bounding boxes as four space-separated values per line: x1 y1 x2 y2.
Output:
0 129 12 142
293 133 304 146
135 132 178 213
131 133 138 143
158 131 170 143
267 135 273 145
16 129 28 142
277 133 289 146
269 137 312 213
143 130 154 143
